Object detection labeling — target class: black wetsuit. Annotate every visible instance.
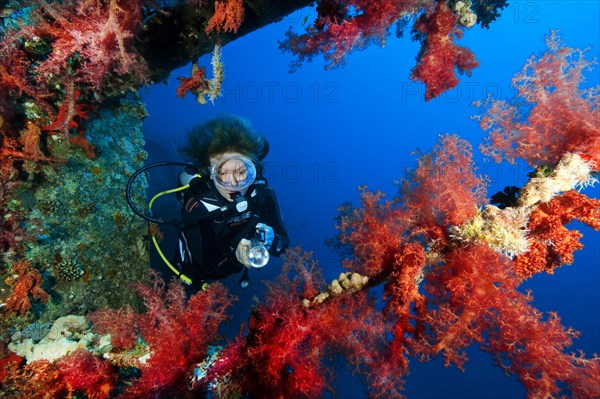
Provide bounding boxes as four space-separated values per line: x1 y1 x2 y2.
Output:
175 176 289 286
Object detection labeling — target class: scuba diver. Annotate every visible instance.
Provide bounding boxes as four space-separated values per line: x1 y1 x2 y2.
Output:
127 115 289 290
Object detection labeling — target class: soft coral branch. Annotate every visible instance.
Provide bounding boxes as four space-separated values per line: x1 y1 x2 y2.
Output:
280 0 479 100
0 0 147 158
479 30 600 168
205 0 245 34
4 261 48 316
33 0 147 91
410 0 480 101
89 271 234 398
514 190 600 278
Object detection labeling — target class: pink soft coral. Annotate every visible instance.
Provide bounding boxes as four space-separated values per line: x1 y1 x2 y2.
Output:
402 134 488 229
479 31 600 167
31 0 147 92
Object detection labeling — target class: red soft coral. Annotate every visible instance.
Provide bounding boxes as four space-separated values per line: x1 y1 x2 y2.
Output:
0 353 24 383
479 31 600 168
514 190 600 278
383 243 429 352
204 248 404 399
90 271 234 399
334 133 489 279
1 352 116 399
0 162 26 255
56 350 117 399
234 250 333 398
0 0 147 158
335 189 411 277
280 0 424 68
43 82 95 157
88 305 139 350
402 134 488 230
420 243 599 399
410 0 480 101
281 0 479 100
0 359 66 399
0 55 55 119
325 132 598 397
32 0 147 92
176 63 208 98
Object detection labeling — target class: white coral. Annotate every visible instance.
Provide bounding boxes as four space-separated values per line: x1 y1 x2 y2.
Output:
454 0 477 28
9 315 98 364
449 153 596 257
518 153 596 207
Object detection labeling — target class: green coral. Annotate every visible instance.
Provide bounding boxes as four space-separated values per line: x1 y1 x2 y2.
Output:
527 164 554 179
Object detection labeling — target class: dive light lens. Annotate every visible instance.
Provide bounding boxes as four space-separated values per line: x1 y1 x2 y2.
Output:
248 243 269 268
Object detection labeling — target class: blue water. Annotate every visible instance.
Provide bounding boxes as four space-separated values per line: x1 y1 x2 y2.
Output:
141 2 600 398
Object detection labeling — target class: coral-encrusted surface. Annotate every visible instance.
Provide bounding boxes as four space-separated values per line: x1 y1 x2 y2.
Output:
18 95 150 321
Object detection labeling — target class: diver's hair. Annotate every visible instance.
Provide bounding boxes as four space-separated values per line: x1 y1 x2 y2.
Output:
180 115 270 172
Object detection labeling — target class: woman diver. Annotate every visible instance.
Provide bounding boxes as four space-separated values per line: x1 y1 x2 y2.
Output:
171 115 289 289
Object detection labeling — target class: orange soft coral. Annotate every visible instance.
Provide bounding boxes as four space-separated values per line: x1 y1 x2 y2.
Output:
205 0 245 34
5 261 48 316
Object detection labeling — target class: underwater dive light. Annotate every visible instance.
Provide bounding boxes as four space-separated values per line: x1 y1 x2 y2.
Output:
247 225 270 268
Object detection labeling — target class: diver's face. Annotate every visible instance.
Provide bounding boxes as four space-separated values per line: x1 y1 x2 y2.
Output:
210 152 249 201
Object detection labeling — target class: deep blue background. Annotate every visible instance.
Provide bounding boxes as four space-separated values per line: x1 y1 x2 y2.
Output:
141 2 600 398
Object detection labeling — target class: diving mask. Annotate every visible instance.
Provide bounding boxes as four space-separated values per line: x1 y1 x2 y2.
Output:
210 155 257 193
